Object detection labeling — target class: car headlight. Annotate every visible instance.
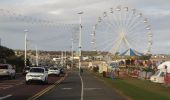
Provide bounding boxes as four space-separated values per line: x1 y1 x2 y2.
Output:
3 70 6 72
26 74 31 77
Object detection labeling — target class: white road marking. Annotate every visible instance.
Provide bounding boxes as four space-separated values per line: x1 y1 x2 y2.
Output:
61 88 72 90
84 88 102 90
0 80 24 90
79 74 84 100
0 83 18 85
0 94 12 100
0 85 13 89
0 82 23 90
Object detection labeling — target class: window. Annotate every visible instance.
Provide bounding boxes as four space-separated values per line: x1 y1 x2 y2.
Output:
0 65 8 69
30 68 44 73
50 68 58 70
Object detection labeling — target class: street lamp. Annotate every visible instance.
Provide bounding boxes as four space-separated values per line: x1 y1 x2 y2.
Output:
35 46 39 66
78 11 83 75
71 38 74 68
0 37 1 46
24 29 28 68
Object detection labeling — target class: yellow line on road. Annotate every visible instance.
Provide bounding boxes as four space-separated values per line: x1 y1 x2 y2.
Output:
27 73 68 100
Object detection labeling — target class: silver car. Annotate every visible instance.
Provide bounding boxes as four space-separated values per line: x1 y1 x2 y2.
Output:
0 64 16 79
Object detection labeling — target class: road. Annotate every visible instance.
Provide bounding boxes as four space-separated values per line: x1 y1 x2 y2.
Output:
38 70 126 100
0 74 63 100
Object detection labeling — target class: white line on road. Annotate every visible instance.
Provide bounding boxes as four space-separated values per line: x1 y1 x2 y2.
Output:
61 88 72 90
79 74 84 100
0 94 12 100
84 88 102 90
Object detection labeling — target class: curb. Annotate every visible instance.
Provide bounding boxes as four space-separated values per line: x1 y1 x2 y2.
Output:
27 73 68 100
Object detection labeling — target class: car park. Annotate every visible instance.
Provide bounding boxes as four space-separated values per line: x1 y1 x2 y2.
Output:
0 64 16 79
26 67 48 84
48 67 60 76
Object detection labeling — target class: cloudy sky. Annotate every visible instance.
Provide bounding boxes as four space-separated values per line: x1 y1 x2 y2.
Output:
0 0 170 54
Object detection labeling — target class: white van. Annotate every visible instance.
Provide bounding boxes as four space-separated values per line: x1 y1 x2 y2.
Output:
150 61 170 83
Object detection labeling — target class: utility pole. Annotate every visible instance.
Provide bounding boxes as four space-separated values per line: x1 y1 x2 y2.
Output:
78 11 83 75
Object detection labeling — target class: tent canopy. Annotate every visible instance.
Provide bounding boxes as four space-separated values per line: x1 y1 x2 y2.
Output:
158 61 170 70
120 48 143 56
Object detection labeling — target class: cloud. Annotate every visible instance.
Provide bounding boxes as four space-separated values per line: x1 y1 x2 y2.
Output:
0 0 170 54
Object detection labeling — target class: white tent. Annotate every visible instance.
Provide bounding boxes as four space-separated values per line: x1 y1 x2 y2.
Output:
157 61 170 70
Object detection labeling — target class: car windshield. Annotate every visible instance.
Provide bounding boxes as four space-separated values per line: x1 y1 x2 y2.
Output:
0 65 8 69
49 68 58 70
30 68 44 73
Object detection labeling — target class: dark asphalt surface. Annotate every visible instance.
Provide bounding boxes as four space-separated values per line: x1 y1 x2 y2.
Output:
0 74 61 100
38 70 126 100
38 71 82 100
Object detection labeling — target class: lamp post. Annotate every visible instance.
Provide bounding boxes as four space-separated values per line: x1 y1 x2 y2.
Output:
36 46 39 66
61 51 64 66
78 11 83 75
71 38 74 68
24 29 28 68
0 38 1 46
65 49 67 67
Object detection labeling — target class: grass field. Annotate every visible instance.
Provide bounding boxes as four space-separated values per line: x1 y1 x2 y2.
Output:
96 74 170 100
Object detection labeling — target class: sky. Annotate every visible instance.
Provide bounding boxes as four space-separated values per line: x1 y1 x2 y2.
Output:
0 0 170 54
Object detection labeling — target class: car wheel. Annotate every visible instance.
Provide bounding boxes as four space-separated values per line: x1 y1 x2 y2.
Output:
9 75 13 80
26 81 29 85
46 79 48 84
13 74 16 79
43 78 48 85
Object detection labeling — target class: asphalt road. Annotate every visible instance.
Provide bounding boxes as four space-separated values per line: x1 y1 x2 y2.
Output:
0 74 62 100
38 71 82 100
38 70 126 100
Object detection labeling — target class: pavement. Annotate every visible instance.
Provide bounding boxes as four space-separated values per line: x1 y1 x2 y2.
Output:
38 70 126 100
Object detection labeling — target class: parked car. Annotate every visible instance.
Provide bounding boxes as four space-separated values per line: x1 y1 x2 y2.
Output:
0 64 16 79
48 67 60 76
22 67 31 75
26 67 48 84
59 67 65 74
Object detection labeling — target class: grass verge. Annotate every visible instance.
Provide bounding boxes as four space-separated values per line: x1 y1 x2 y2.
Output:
95 73 170 100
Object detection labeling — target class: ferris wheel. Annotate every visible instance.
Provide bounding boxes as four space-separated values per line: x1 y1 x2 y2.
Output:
91 5 153 55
